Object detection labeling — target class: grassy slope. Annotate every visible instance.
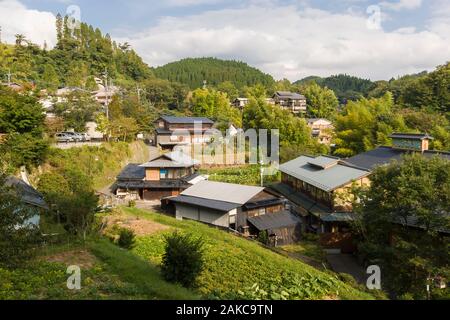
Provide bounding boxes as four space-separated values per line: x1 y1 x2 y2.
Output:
121 207 374 300
88 239 199 300
31 141 149 190
0 240 198 300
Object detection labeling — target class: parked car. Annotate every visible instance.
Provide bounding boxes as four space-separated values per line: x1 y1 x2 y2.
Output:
62 132 84 142
55 133 74 143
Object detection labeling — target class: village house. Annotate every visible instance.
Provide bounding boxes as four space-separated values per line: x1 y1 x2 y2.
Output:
5 177 48 228
231 97 275 110
232 98 249 110
114 151 205 201
307 118 334 145
272 91 307 115
163 180 301 246
154 116 215 151
345 133 450 170
273 155 370 235
272 133 450 251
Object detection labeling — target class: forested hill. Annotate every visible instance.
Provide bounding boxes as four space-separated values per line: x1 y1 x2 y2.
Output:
153 57 275 89
295 74 375 102
0 14 153 91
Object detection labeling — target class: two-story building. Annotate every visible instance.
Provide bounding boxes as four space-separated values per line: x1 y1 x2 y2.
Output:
273 155 370 235
115 151 205 201
307 118 334 145
273 133 450 245
164 180 301 246
154 116 215 151
273 91 307 115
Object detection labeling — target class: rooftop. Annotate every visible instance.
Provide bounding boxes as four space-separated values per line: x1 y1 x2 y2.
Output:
168 195 241 212
159 116 214 125
390 133 434 140
181 180 265 205
140 151 199 168
345 146 450 171
279 155 370 192
247 210 301 231
5 177 48 209
274 91 306 100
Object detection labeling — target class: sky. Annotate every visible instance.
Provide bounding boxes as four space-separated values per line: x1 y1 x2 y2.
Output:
0 0 449 81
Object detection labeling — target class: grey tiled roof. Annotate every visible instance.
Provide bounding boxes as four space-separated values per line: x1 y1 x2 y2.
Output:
5 177 48 209
140 151 198 168
247 210 301 231
345 146 450 171
116 164 145 181
390 133 434 140
274 91 306 100
160 116 214 124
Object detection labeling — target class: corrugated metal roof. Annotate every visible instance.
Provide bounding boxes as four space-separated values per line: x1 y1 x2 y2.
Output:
169 195 240 212
181 180 265 205
160 116 214 124
279 156 369 192
247 211 301 231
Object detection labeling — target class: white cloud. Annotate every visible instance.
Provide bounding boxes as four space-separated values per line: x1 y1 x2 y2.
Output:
0 0 57 47
117 4 450 81
165 0 224 6
380 0 422 11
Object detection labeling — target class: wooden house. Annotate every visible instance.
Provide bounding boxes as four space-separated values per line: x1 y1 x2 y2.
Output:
154 116 215 151
307 118 334 145
164 180 301 245
272 91 307 115
115 151 204 201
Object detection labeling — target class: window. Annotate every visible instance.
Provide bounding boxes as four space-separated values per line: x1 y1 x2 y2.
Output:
258 208 266 216
160 169 168 179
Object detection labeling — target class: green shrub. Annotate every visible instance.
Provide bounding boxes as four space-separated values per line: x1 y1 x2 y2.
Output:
338 273 359 287
128 200 136 208
161 231 204 288
117 228 136 249
257 230 269 245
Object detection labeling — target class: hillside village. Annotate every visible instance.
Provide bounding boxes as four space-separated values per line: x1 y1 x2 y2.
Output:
0 14 449 302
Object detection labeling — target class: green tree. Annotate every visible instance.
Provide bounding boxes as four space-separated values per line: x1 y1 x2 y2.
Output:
0 174 42 268
333 92 406 157
302 82 339 119
161 231 205 288
354 155 450 299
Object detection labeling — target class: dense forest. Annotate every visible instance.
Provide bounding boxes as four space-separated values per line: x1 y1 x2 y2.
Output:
296 74 376 103
0 14 153 91
153 57 275 90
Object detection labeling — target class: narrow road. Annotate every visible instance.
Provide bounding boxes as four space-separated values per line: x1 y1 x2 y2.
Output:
326 254 367 284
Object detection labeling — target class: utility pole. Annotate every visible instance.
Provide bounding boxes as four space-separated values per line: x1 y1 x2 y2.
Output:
136 85 144 103
6 68 12 86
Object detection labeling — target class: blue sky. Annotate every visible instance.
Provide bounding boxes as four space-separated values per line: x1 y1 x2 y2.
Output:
2 0 449 80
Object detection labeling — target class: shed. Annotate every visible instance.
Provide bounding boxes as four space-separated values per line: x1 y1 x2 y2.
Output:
247 210 302 246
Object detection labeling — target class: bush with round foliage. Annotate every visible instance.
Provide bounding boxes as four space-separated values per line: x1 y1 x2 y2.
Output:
161 231 204 287
117 228 136 249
